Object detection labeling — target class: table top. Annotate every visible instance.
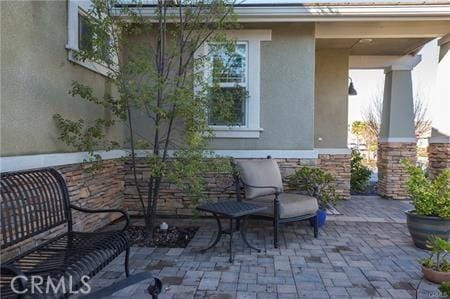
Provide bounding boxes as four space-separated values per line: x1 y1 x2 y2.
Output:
197 200 267 218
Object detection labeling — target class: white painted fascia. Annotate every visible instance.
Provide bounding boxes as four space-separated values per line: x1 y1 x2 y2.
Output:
119 4 450 22
0 150 128 173
233 5 450 22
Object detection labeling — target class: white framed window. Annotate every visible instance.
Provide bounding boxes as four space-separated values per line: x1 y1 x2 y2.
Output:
66 0 115 77
201 30 272 139
207 42 248 127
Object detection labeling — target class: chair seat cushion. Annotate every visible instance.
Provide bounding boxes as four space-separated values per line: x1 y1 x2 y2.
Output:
250 193 319 219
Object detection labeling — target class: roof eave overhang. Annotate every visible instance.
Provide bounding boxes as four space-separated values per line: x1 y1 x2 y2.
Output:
233 4 450 22
115 4 450 22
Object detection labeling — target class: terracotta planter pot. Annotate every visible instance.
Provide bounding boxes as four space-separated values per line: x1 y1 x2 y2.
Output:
422 266 450 284
405 210 450 250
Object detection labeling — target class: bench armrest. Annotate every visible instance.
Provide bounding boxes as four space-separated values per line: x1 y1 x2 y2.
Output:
70 205 130 232
1 265 28 291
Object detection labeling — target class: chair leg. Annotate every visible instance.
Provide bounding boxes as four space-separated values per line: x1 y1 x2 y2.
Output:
274 219 279 248
125 247 130 277
313 215 318 238
274 196 280 248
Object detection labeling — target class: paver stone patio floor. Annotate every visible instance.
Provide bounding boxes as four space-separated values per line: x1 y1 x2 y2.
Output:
87 196 445 299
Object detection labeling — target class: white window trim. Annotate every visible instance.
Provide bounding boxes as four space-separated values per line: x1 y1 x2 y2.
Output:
201 30 272 139
66 0 115 77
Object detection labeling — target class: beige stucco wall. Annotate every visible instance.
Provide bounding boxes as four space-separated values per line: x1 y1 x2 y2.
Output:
314 49 349 148
210 23 316 150
379 69 416 140
1 1 124 156
126 23 316 151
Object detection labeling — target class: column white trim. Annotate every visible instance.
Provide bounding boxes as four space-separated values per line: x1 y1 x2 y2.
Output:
384 55 422 73
350 55 422 70
438 34 450 47
315 148 352 155
429 136 450 144
378 137 417 143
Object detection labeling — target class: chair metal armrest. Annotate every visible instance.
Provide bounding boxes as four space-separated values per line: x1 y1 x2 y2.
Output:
1 264 26 277
222 183 235 190
70 205 130 232
240 180 282 195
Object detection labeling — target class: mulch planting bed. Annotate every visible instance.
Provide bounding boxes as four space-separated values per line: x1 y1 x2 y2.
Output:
127 225 199 248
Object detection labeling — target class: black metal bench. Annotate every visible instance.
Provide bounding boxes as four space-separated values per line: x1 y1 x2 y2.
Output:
0 168 131 298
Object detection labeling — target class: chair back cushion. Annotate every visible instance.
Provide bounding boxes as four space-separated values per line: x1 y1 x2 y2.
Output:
235 159 284 199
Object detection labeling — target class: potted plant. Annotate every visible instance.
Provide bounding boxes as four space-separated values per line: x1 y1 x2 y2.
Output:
420 236 450 283
402 160 450 249
287 167 340 227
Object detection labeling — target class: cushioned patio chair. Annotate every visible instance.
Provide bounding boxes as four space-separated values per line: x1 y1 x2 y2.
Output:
232 157 319 248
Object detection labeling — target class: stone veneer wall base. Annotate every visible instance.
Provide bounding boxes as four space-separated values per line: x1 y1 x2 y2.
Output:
124 155 351 217
1 154 351 258
377 142 416 199
428 143 450 180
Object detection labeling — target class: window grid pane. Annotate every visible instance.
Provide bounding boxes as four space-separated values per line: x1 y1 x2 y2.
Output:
78 14 93 52
208 42 248 127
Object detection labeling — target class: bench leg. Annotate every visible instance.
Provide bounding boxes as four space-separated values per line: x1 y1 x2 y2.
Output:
125 247 130 277
229 218 233 263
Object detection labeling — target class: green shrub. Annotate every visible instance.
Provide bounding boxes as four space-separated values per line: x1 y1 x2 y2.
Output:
440 282 450 297
287 167 340 209
350 149 371 193
402 160 450 218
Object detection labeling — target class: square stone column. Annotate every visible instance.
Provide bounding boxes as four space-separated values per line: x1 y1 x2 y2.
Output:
428 34 450 179
377 56 420 199
377 142 416 199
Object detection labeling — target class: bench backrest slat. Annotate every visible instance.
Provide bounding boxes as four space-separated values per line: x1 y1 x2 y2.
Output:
1 168 71 249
